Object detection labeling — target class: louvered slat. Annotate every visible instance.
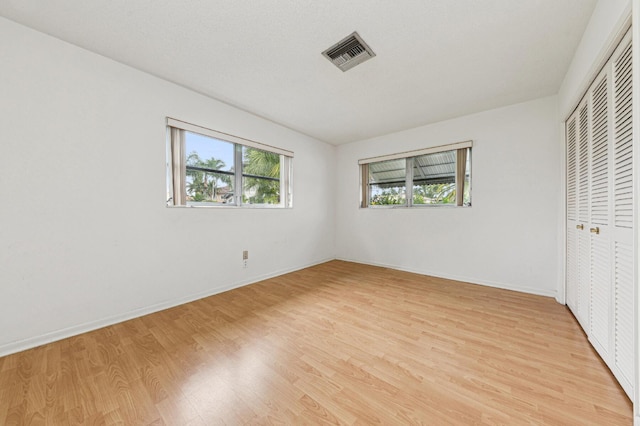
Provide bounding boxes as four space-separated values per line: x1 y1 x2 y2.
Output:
613 40 633 228
567 118 577 221
614 241 633 384
590 76 608 225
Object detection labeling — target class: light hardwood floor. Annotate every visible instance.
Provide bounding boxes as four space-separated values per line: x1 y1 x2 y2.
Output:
0 261 633 425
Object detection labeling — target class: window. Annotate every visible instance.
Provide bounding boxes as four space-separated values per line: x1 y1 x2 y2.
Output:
360 141 471 208
242 146 282 205
185 131 235 204
368 158 407 205
167 118 293 207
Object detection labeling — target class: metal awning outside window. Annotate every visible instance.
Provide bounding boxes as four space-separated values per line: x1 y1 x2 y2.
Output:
369 151 456 188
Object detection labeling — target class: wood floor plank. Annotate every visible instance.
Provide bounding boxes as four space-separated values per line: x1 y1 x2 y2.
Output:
0 260 633 425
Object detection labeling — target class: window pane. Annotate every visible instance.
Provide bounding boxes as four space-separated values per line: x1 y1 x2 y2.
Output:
185 131 235 204
463 148 471 206
242 146 281 205
242 177 280 204
368 158 407 205
412 150 456 205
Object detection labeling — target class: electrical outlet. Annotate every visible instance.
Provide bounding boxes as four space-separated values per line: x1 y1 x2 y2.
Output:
242 250 248 268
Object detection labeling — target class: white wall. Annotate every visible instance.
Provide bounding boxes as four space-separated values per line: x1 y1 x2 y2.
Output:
335 96 560 297
0 17 335 356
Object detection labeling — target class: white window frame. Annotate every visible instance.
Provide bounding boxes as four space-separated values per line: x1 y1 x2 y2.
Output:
359 141 472 208
166 118 293 208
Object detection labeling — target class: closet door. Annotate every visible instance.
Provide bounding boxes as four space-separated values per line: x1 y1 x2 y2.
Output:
566 114 578 313
588 68 611 358
611 33 633 396
564 28 634 400
576 100 591 330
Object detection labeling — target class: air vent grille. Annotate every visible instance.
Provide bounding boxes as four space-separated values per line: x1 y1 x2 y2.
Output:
322 32 375 72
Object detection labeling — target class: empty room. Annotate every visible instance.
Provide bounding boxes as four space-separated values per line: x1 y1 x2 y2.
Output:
0 0 639 424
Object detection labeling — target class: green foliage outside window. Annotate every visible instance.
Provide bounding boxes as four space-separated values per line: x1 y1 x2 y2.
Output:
370 187 405 205
243 148 281 204
370 183 458 205
185 152 232 202
413 183 456 205
184 148 282 204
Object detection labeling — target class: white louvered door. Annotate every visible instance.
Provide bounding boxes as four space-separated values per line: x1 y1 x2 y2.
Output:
565 29 634 399
576 100 591 330
611 33 633 395
566 115 578 313
588 66 612 359
566 98 591 332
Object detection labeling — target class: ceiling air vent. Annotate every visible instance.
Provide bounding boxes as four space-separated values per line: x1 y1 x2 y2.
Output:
322 32 376 72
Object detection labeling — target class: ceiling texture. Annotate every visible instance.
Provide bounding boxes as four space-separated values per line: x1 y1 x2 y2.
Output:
0 0 597 145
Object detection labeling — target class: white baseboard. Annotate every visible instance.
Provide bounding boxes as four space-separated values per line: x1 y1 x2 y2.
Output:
0 257 334 358
336 257 557 298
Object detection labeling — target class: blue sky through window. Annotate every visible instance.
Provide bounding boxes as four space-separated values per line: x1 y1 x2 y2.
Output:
185 131 234 171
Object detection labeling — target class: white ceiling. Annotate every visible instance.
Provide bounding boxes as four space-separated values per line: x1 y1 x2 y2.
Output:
0 1 597 145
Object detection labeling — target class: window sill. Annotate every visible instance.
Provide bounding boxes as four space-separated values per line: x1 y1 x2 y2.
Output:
167 204 290 209
361 204 470 209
